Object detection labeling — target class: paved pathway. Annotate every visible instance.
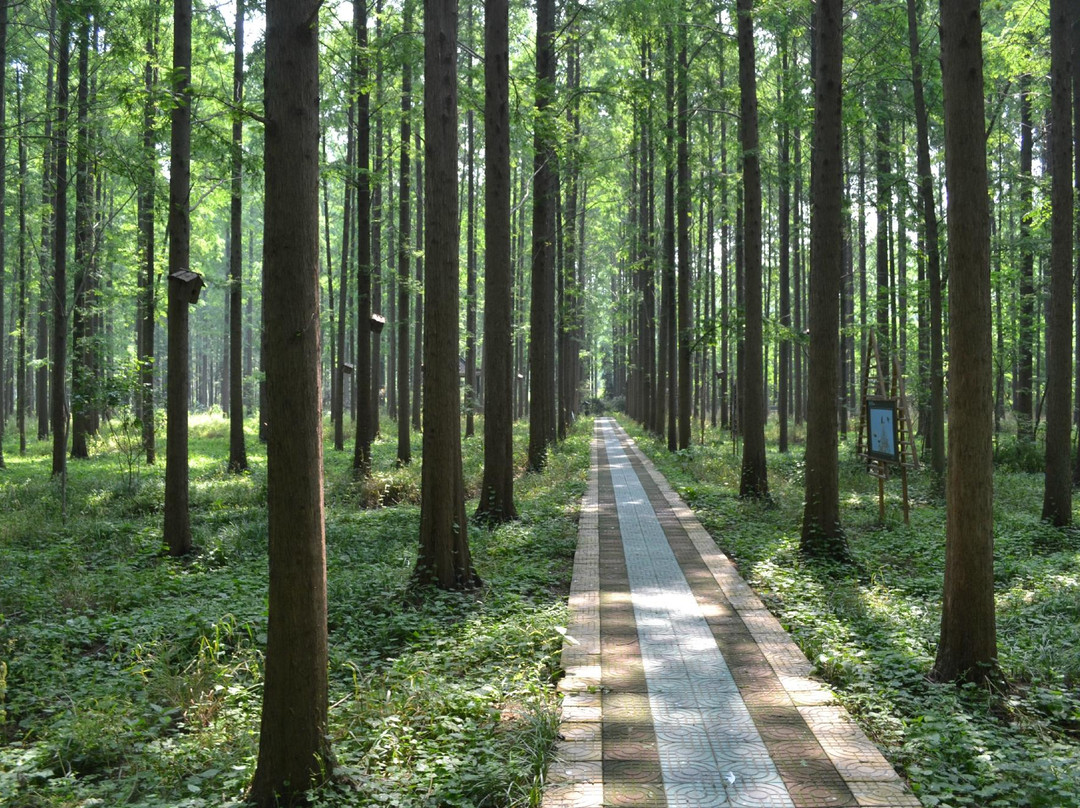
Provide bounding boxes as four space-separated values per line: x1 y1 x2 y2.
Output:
543 418 921 808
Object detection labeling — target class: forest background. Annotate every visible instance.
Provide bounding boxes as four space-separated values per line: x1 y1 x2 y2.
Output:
0 0 1079 805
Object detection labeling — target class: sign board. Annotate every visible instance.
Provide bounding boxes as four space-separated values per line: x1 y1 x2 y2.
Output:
866 397 899 463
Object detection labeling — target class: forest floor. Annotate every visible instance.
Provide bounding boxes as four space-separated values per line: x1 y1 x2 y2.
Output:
1 410 1079 808
0 413 591 808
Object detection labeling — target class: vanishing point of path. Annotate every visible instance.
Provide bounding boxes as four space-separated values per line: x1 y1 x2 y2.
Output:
543 417 921 808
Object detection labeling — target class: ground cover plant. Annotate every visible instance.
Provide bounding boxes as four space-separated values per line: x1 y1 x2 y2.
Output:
0 413 592 807
624 417 1080 808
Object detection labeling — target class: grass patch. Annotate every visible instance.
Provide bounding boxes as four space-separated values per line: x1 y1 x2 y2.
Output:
624 416 1080 808
0 412 590 807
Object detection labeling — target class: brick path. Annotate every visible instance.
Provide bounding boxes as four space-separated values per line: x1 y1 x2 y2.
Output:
543 418 921 808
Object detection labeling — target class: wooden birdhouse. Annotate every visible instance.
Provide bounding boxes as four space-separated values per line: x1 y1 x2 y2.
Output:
169 270 206 305
370 314 386 333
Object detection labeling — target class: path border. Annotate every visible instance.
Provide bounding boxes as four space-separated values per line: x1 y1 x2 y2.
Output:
543 420 921 808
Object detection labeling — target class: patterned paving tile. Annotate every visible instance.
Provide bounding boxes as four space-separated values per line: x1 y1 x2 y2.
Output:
543 783 604 808
542 420 918 808
547 760 603 785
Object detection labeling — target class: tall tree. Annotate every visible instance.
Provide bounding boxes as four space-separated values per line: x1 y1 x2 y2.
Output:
369 0 385 444
777 31 791 455
737 0 767 498
330 112 352 451
416 0 479 589
248 0 331 800
1072 0 1080 485
227 0 248 472
874 96 891 379
932 0 996 684
0 0 8 469
396 0 413 466
70 19 92 459
800 0 847 556
676 5 691 450
906 0 945 476
1016 74 1035 441
662 29 677 450
16 70 27 455
51 9 71 479
138 0 158 465
411 128 423 433
37 0 57 445
475 0 517 522
527 0 557 471
465 3 478 439
1041 0 1074 526
353 0 374 475
164 0 193 556
559 23 582 440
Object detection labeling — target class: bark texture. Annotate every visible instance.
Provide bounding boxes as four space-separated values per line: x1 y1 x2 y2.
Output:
737 0 768 499
906 0 945 476
1042 0 1074 526
475 0 517 522
353 0 373 475
932 0 997 684
164 0 192 555
416 0 479 589
51 11 71 479
227 0 247 473
527 0 557 471
249 0 331 800
800 0 847 556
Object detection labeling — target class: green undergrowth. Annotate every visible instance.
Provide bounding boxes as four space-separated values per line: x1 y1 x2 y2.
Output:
0 412 592 807
624 417 1080 808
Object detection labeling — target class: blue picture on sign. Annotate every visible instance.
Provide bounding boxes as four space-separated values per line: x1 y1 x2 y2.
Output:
867 399 899 463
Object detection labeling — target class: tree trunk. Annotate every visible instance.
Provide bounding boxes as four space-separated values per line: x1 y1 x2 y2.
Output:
907 0 945 477
642 68 659 438
228 0 248 473
70 19 92 460
323 136 337 428
51 10 71 479
1072 0 1080 484
331 110 352 452
559 32 581 440
719 47 729 431
37 0 56 444
416 0 479 590
874 105 890 381
353 0 373 475
138 2 157 465
527 0 556 471
676 12 691 451
800 0 847 556
16 71 26 455
396 0 413 465
370 1 384 443
516 166 528 420
475 0 516 522
249 0 330 801
663 29 677 451
164 0 192 555
1017 74 1035 441
465 9 477 439
1042 0 1073 526
0 0 7 468
794 125 805 429
411 129 423 433
932 0 997 685
737 0 768 499
778 31 791 454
